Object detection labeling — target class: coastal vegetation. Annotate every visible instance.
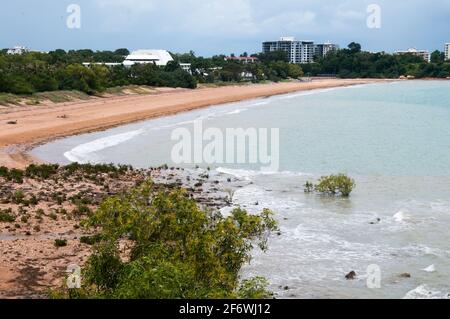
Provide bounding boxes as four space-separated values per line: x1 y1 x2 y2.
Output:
0 49 301 98
1 43 450 101
173 51 303 83
58 181 278 299
305 174 355 197
303 42 450 78
0 50 197 95
0 163 277 298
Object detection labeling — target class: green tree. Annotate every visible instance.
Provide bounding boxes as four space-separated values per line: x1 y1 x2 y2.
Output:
65 181 278 299
430 50 445 64
348 42 362 53
287 64 304 78
59 64 98 94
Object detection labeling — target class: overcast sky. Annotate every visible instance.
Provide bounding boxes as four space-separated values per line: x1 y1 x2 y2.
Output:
1 0 450 56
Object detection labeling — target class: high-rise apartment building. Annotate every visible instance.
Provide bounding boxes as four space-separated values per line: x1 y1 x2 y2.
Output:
314 43 340 58
262 37 316 64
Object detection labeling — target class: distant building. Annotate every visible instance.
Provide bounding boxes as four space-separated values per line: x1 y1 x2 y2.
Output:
7 46 30 55
445 43 450 61
299 41 315 64
262 37 317 64
82 62 122 67
179 63 192 74
123 50 174 67
395 48 431 63
224 56 258 64
314 43 340 58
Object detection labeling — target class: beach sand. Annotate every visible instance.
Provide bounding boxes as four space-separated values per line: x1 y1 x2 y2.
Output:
0 79 387 168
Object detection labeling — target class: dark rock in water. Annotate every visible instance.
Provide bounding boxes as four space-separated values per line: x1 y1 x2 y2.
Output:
283 286 289 291
254 201 259 206
345 271 357 280
400 273 411 278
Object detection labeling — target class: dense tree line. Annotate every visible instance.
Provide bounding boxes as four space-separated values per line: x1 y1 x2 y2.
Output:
173 50 303 83
0 48 304 96
5 42 447 96
0 49 197 95
302 42 450 78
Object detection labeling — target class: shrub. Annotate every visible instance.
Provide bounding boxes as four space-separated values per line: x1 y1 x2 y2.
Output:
304 181 314 193
61 181 278 299
314 174 355 197
10 169 24 183
0 167 24 183
0 166 8 178
29 194 39 205
25 164 59 179
80 234 103 246
72 204 92 216
12 190 25 204
54 239 68 247
0 208 15 222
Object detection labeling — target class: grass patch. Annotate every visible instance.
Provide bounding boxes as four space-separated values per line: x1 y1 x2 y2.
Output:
0 93 21 106
0 208 15 222
33 90 90 103
104 85 156 95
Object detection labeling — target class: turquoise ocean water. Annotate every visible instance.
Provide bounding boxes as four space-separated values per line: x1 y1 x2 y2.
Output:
32 81 450 298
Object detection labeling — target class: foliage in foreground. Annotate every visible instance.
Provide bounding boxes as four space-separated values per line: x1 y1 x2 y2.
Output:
305 174 356 197
59 181 278 299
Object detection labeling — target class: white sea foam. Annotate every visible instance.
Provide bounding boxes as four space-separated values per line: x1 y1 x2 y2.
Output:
403 285 449 299
225 108 248 115
216 167 312 180
393 210 410 222
64 129 145 163
422 265 436 273
220 183 304 217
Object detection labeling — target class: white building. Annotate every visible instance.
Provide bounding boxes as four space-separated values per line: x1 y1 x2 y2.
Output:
224 56 258 64
123 49 174 67
179 63 192 74
262 37 315 64
395 48 431 63
7 46 30 55
445 43 450 61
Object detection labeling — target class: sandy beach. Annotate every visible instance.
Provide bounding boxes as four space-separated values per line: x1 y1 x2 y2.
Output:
0 79 386 168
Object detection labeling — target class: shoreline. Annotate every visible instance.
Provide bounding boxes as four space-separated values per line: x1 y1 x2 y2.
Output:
0 78 389 168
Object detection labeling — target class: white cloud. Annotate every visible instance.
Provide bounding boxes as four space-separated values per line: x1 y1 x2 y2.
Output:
94 0 258 35
84 0 450 53
173 0 258 36
261 11 317 34
95 0 156 12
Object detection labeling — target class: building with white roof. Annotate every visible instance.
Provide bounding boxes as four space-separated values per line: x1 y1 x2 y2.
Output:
395 48 431 62
123 49 174 67
7 46 30 55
